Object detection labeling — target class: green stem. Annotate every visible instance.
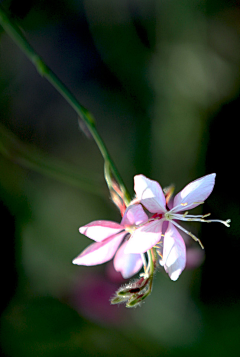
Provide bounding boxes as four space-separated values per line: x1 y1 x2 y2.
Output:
0 5 131 203
146 248 155 277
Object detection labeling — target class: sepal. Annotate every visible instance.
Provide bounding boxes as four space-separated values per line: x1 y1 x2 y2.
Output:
110 275 152 308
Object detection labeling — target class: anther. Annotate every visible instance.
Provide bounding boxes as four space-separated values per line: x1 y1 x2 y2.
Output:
188 231 204 249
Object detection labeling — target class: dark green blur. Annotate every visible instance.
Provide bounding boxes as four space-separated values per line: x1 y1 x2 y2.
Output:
1 0 240 356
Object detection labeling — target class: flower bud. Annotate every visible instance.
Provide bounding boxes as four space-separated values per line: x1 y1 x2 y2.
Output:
110 295 128 305
126 293 145 308
116 276 149 297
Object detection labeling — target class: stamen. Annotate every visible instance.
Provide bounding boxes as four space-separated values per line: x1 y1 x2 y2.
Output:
187 217 231 227
168 213 231 228
171 220 204 249
206 218 231 227
171 201 204 213
154 238 164 260
225 219 231 227
127 217 158 233
138 217 159 228
201 213 211 218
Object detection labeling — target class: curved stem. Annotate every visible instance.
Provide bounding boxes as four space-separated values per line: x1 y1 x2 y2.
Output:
0 5 131 202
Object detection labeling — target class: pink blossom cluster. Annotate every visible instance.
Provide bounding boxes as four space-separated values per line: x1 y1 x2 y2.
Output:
73 174 230 282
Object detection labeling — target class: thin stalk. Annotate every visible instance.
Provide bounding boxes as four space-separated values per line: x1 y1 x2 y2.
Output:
0 5 131 202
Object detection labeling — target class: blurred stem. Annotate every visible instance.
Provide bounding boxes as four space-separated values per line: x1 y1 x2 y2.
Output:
0 5 131 204
0 123 105 196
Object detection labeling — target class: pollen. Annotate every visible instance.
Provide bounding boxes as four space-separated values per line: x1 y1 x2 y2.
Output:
125 225 136 234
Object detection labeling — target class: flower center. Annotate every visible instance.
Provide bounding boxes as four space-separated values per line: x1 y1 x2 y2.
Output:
164 211 174 221
152 213 163 219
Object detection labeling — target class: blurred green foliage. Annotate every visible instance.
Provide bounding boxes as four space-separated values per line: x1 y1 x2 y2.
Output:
1 0 240 356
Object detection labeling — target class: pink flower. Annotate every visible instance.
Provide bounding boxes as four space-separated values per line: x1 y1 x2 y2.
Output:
72 173 230 307
72 204 148 279
125 174 230 281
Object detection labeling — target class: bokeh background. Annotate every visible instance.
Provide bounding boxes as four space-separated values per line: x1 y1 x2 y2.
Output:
1 0 240 356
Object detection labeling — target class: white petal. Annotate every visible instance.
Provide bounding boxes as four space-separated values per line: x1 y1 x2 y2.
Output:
161 223 186 281
113 241 143 279
72 232 126 266
124 220 163 254
134 175 166 213
121 204 148 227
172 173 216 212
79 220 123 242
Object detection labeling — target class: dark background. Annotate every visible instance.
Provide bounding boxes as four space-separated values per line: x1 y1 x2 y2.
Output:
1 0 240 356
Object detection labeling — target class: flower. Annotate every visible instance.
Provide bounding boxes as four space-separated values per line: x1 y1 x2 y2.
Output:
72 173 230 307
72 204 148 279
125 174 230 281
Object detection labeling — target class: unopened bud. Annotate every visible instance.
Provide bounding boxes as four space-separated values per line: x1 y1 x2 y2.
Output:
110 295 128 305
117 277 149 297
163 184 175 205
126 294 144 308
109 188 126 217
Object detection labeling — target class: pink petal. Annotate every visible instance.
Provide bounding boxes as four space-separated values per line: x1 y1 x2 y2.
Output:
172 173 216 212
79 220 123 242
124 220 163 254
72 232 126 266
121 204 148 227
113 241 143 279
160 223 186 281
134 175 166 213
